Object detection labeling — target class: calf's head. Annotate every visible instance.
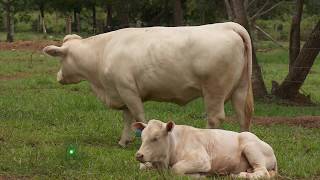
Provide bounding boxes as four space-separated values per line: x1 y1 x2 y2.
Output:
43 34 84 85
132 120 174 164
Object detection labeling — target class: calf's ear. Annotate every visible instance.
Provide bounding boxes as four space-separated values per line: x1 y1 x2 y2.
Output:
166 121 175 132
132 122 147 131
43 45 66 57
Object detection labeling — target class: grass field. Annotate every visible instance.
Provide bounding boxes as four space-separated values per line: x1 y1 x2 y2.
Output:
0 41 320 179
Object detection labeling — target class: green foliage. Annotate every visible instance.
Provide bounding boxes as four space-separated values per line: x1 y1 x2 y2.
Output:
305 0 320 15
185 0 226 25
300 15 320 40
0 45 320 179
256 18 291 41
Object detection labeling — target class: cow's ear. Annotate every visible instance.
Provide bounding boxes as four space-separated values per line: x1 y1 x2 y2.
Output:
166 121 175 132
43 45 66 57
132 122 147 131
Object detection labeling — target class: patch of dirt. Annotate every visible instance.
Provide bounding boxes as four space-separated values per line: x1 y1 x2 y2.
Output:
0 40 61 51
0 72 32 81
0 175 30 180
227 116 320 128
253 116 320 128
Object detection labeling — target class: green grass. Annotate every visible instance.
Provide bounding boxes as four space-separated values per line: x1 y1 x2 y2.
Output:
0 46 320 179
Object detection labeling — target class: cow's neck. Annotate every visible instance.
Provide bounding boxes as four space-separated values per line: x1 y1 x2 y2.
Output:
79 33 112 87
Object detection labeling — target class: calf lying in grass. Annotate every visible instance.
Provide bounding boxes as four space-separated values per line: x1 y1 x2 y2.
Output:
132 120 277 179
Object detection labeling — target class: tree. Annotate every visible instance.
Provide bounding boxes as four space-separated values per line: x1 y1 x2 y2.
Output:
73 3 82 33
174 0 183 26
272 20 320 100
32 0 48 35
226 0 268 98
105 1 112 32
1 0 14 42
289 0 303 73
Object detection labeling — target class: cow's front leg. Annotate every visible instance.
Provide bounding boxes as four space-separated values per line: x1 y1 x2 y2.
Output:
117 87 146 147
118 109 135 147
139 162 153 170
118 87 146 123
171 158 211 177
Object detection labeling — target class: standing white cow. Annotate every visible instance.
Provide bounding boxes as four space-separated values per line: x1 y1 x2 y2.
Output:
43 22 254 147
133 120 277 179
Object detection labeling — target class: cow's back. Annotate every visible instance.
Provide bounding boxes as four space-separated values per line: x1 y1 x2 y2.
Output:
101 23 247 104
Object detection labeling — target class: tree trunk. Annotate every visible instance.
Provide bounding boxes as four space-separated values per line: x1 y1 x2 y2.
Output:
273 20 320 99
174 0 183 26
74 9 81 33
4 1 13 42
289 0 303 73
76 12 80 33
119 0 129 28
66 15 72 34
229 0 268 98
40 4 47 35
105 3 112 32
224 0 234 20
2 11 6 31
92 5 97 34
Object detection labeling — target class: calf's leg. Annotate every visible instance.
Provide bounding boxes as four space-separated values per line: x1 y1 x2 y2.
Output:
234 142 271 179
171 154 211 177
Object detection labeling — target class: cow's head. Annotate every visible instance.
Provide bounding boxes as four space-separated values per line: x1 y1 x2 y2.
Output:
43 34 84 85
132 120 175 166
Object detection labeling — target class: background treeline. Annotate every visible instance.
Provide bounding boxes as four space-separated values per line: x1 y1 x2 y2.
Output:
0 0 319 41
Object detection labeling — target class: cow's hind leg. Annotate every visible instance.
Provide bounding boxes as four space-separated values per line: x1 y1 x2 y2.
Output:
235 142 271 179
231 82 250 132
203 88 226 129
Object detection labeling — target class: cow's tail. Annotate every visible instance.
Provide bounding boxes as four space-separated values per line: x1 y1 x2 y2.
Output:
231 22 254 130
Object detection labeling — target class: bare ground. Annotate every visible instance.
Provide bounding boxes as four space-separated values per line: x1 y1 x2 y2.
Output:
227 116 320 128
0 40 61 51
253 116 320 128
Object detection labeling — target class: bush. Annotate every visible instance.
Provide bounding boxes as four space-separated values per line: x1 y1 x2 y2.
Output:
256 14 319 42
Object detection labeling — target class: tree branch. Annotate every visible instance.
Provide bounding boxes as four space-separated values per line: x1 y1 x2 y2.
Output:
224 0 234 20
250 1 283 21
249 0 269 21
254 25 285 49
246 0 256 10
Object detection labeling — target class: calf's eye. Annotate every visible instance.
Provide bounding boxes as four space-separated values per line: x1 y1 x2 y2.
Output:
151 137 158 142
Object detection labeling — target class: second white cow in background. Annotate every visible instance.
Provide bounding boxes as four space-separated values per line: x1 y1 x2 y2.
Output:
43 22 253 147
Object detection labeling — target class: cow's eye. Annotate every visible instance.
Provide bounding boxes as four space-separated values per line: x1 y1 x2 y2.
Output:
151 137 158 142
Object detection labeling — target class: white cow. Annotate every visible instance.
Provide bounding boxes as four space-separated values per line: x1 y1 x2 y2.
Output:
133 120 277 179
43 22 254 147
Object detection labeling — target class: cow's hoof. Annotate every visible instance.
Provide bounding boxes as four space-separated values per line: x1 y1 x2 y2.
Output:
139 162 153 170
118 139 133 148
118 141 127 148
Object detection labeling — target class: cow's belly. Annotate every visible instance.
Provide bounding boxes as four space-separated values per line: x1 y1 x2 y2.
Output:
141 81 202 105
147 89 201 105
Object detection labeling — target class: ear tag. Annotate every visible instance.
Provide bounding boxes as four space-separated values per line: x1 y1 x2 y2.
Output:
135 129 142 137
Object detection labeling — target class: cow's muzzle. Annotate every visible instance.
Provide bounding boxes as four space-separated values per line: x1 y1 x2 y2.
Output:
136 152 145 163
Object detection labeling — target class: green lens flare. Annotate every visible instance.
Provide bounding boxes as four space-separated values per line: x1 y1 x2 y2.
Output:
69 149 74 154
67 145 76 157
